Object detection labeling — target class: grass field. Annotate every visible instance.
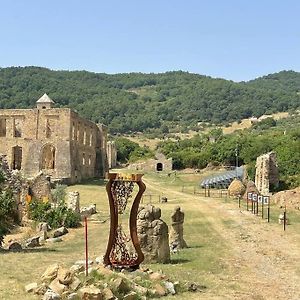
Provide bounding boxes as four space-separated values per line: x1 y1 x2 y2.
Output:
1 171 300 299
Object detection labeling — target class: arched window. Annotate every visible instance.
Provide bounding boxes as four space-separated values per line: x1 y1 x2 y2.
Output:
41 144 56 169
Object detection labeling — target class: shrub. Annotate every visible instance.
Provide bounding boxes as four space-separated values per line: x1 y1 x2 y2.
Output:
0 189 17 247
28 198 81 229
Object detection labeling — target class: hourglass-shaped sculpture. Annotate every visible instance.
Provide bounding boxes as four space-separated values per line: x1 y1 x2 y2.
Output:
104 173 146 269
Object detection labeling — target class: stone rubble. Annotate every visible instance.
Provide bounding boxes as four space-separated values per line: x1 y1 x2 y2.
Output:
25 260 198 299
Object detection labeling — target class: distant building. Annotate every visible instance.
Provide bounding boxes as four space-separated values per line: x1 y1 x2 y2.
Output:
0 94 108 183
128 153 172 172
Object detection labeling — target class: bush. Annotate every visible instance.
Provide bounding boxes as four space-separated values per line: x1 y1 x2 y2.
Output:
28 199 81 229
51 184 67 204
0 189 17 247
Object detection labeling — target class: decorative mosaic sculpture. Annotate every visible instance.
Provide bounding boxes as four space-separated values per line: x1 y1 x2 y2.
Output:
104 173 146 269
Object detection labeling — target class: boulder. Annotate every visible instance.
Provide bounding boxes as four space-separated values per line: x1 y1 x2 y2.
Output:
34 283 48 295
43 289 61 300
47 237 62 243
8 241 22 252
70 264 85 274
37 222 50 232
25 236 40 248
49 278 68 295
69 276 81 291
79 285 103 300
164 281 176 295
67 293 79 300
57 267 73 285
25 282 38 293
41 264 59 282
153 283 167 297
113 277 130 294
53 227 68 238
102 288 115 300
80 204 97 218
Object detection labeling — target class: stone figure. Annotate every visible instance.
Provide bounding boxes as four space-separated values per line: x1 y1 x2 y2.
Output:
137 205 170 263
170 206 187 251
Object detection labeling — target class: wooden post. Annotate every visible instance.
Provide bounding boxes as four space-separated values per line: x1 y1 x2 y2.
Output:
267 197 270 223
283 206 287 231
262 197 264 219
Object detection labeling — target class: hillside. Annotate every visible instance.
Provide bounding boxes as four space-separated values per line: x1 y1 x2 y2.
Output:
0 67 299 133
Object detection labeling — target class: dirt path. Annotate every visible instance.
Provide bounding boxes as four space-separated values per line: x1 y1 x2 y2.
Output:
144 177 300 300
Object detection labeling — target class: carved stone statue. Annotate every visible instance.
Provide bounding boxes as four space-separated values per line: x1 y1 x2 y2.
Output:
170 206 187 251
137 205 170 263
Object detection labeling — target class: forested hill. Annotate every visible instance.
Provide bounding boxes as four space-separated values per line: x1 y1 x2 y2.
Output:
0 67 299 133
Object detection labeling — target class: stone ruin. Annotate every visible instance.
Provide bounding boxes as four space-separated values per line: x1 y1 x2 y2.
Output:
255 151 279 195
170 206 187 252
67 191 80 213
137 204 170 263
29 172 52 202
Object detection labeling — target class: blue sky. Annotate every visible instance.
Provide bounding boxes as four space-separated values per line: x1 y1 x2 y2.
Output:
0 0 299 81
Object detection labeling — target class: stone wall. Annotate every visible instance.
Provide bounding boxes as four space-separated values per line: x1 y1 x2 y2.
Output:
255 152 279 195
129 153 172 172
0 95 108 183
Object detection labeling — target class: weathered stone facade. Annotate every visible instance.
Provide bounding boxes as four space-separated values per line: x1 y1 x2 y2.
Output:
106 141 117 169
0 94 108 183
255 152 279 195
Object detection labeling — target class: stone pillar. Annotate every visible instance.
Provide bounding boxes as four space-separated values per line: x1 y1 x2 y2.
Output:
170 206 187 251
67 191 80 213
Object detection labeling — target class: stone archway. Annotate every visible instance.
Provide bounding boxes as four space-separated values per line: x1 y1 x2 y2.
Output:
40 144 56 170
156 162 163 171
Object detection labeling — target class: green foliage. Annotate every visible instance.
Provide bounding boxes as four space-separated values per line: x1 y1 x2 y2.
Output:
252 117 276 130
28 199 81 229
158 122 300 189
0 67 299 133
115 137 154 163
0 189 16 246
51 184 67 204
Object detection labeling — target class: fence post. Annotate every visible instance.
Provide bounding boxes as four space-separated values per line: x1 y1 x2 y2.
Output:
238 195 241 208
267 198 270 223
262 198 264 219
84 216 88 277
283 206 287 231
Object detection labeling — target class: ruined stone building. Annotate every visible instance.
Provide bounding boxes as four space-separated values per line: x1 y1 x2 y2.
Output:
0 94 108 183
129 153 172 172
255 152 279 195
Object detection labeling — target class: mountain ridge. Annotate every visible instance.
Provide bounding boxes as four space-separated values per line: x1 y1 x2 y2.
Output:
0 67 299 133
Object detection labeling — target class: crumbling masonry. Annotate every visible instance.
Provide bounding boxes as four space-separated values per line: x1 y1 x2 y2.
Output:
0 94 108 183
255 152 279 195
